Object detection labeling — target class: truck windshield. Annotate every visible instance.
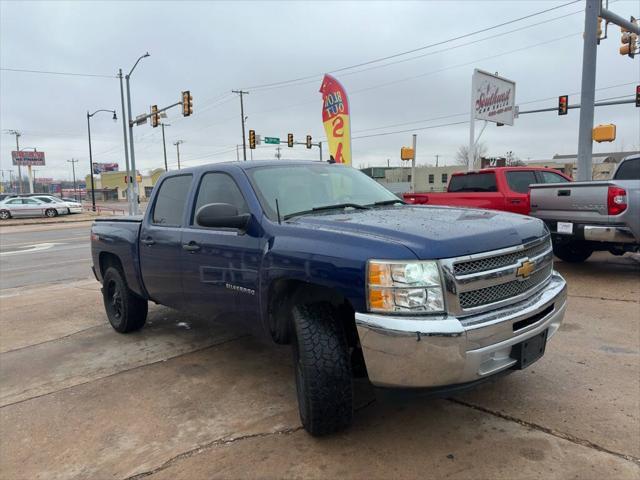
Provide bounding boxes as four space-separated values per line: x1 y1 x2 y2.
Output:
247 163 400 220
448 172 497 192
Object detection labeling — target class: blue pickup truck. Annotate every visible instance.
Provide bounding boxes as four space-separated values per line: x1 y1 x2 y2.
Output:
91 161 567 435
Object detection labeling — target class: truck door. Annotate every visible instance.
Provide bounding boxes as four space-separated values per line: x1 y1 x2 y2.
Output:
180 171 263 329
504 170 537 215
139 174 193 309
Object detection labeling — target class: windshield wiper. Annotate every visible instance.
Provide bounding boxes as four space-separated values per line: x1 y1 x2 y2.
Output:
284 203 369 220
368 199 406 207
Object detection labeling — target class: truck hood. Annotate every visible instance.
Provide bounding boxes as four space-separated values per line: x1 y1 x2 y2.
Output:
288 205 547 259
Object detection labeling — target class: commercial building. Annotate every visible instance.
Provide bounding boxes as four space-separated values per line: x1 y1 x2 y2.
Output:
85 169 165 201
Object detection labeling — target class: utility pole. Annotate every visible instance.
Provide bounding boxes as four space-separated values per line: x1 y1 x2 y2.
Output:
118 69 133 214
435 154 440 167
67 159 79 202
161 123 170 171
4 130 23 193
174 140 184 170
411 134 417 193
576 0 599 182
275 146 282 160
236 145 240 162
232 90 249 161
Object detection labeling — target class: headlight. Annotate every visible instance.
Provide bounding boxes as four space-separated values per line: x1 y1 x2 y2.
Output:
367 260 445 314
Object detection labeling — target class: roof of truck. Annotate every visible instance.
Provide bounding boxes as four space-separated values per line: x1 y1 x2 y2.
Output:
172 160 334 175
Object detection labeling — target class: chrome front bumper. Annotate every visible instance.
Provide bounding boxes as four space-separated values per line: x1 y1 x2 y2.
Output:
355 272 567 388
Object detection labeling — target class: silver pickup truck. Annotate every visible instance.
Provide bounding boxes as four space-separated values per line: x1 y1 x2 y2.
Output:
529 154 640 262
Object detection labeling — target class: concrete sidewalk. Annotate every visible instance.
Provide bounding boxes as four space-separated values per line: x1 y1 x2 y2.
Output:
0 254 638 479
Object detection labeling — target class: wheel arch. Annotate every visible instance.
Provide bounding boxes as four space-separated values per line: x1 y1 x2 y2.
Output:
267 278 358 348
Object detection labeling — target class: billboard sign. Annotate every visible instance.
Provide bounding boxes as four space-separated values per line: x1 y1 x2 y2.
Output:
12 151 45 166
92 162 119 174
319 74 352 165
471 69 516 126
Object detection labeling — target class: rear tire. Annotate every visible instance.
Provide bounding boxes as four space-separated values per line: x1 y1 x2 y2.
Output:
45 208 57 218
0 210 10 220
291 302 353 436
554 242 593 263
102 267 147 333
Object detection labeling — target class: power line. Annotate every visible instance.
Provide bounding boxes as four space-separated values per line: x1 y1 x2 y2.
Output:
251 8 584 94
245 0 580 91
0 67 115 78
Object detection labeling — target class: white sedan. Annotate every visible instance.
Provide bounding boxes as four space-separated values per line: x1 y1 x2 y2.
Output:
0 197 69 220
34 195 83 214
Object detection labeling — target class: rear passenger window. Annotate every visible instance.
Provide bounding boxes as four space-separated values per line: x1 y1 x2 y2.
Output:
193 173 248 223
506 171 538 194
152 175 192 226
448 173 497 192
539 171 570 184
614 158 640 180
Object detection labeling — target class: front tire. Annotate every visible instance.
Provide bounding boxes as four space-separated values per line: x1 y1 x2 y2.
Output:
45 208 57 218
102 267 147 333
291 302 353 436
554 242 593 263
0 210 10 220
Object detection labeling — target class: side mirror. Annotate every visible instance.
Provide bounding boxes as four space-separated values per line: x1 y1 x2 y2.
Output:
196 203 250 230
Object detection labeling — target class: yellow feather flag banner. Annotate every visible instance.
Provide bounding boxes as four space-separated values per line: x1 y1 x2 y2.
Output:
319 74 352 165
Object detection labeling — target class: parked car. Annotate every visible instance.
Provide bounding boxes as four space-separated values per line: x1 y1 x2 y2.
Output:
0 196 69 219
33 195 83 214
403 167 572 215
529 154 640 262
91 161 567 436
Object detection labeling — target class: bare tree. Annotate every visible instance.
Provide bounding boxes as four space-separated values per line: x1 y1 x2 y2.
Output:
455 142 488 166
505 150 525 166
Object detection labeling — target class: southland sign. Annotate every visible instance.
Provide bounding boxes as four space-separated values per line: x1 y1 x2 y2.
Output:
471 69 516 126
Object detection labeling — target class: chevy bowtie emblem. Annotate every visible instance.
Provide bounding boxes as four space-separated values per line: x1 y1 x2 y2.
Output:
516 260 535 279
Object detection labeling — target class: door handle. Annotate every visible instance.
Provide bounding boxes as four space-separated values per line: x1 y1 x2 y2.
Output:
558 190 571 196
141 237 155 246
182 241 201 252
509 199 522 204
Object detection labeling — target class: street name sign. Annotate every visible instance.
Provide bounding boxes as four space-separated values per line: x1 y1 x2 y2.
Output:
264 137 280 144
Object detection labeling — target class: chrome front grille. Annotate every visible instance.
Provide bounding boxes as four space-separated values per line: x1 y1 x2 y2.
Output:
440 235 553 316
459 263 553 309
453 240 550 276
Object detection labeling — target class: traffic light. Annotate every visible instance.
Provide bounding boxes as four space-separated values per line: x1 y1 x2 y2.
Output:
182 90 193 116
620 18 638 58
287 133 294 148
249 129 256 149
306 135 312 149
636 85 640 107
150 105 159 128
558 95 569 116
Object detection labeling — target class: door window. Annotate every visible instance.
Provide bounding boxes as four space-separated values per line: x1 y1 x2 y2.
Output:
448 173 497 192
613 158 640 180
505 171 538 194
538 171 570 184
192 172 248 224
151 175 192 226
23 198 40 205
6 199 22 204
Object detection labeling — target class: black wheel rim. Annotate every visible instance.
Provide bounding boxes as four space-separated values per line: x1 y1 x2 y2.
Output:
107 280 123 321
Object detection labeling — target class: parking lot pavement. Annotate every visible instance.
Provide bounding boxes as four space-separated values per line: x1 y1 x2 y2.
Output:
0 253 638 479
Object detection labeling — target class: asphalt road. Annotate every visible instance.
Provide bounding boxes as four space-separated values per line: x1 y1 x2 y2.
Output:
0 222 93 290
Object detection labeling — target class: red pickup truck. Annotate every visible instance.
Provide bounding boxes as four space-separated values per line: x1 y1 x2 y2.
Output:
403 167 572 215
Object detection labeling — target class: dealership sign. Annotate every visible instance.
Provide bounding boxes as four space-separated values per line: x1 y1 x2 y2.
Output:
12 151 45 166
471 69 515 126
93 162 119 174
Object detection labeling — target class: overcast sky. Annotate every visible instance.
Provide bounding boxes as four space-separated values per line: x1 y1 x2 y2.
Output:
1 0 639 181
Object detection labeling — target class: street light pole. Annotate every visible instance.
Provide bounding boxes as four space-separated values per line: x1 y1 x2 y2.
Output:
3 130 23 193
174 140 184 170
118 69 133 214
87 109 117 212
125 52 150 215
